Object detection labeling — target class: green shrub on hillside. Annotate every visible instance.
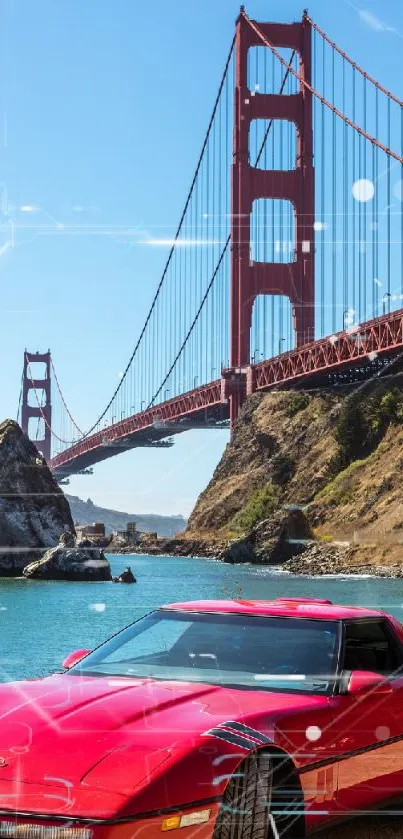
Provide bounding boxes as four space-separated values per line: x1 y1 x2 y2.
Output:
379 390 403 423
284 392 310 417
333 386 403 471
316 460 362 507
230 483 279 534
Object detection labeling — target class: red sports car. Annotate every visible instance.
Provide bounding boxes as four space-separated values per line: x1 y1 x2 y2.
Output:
0 597 402 839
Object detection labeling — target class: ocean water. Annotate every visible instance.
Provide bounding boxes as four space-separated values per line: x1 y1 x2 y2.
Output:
1 553 403 682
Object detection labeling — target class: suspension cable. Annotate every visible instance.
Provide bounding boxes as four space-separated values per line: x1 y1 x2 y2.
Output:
50 359 84 436
148 50 297 408
74 34 236 438
39 35 236 447
245 13 403 164
148 236 230 407
16 371 23 424
306 14 403 107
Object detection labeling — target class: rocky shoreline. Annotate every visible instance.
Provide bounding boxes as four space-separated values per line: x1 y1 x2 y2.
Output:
107 535 224 558
281 543 403 578
108 527 403 578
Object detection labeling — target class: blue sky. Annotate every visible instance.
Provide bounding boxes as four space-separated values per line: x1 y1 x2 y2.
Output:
2 0 403 517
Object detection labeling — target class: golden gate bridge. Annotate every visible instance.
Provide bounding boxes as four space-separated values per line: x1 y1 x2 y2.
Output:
17 8 403 478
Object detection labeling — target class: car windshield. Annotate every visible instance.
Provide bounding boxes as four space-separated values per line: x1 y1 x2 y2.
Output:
69 610 340 694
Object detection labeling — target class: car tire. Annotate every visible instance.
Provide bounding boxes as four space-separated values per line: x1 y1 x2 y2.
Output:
212 752 275 839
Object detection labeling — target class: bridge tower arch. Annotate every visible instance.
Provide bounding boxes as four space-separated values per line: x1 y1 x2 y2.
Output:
21 351 52 462
225 8 314 423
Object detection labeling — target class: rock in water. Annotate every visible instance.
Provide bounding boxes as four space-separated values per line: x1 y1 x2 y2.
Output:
113 566 136 583
0 420 74 576
23 537 112 581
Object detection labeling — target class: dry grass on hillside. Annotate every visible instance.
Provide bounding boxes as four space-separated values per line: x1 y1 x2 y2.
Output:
187 391 341 535
186 381 403 569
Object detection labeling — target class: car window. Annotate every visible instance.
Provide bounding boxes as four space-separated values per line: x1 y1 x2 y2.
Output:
342 620 403 677
69 610 340 695
102 617 193 663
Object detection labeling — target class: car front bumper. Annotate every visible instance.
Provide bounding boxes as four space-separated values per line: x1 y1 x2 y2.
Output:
0 805 220 839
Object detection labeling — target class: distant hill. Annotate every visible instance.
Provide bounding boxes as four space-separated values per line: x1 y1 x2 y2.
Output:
66 495 187 538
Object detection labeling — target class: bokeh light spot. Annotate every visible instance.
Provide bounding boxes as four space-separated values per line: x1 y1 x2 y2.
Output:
352 179 374 202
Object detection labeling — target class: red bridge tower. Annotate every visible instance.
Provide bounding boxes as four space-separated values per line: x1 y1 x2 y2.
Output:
21 351 52 462
223 8 315 424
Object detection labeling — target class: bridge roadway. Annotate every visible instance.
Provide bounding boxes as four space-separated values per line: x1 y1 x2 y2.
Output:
50 307 403 478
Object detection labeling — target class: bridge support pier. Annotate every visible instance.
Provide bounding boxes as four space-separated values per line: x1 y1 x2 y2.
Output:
21 351 52 462
227 8 315 426
221 369 247 426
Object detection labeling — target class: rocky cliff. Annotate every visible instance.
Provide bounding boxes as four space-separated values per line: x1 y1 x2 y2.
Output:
185 375 403 573
0 420 74 575
188 389 340 534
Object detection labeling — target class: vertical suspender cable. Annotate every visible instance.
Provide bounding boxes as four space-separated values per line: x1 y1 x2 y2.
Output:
342 57 348 322
271 52 275 356
375 88 379 316
387 95 391 308
331 45 336 331
363 74 367 321
401 104 403 300
205 132 210 380
262 45 268 359
352 64 356 322
320 37 325 335
279 116 284 352
254 46 259 357
212 94 216 379
358 127 362 323
371 141 376 317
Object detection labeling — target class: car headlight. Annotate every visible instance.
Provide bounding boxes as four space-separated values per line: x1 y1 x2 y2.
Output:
162 810 211 830
0 824 92 839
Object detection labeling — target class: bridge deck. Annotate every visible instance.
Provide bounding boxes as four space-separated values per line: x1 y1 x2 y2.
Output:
50 308 403 478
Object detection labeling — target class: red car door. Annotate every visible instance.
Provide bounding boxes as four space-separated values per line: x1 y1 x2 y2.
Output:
330 618 403 814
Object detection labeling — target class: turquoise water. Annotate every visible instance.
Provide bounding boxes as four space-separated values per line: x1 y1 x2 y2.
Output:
2 554 403 682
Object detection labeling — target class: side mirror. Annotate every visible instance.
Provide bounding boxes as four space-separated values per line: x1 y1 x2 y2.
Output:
342 669 392 695
62 649 91 670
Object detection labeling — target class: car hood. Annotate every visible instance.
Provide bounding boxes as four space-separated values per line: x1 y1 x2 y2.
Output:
0 673 328 813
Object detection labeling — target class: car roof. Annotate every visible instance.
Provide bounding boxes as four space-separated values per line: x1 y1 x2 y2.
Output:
162 598 385 621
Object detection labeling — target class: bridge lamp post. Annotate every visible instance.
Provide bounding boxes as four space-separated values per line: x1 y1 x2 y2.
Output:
164 389 170 401
112 415 116 424
194 376 198 388
278 337 286 355
382 292 391 316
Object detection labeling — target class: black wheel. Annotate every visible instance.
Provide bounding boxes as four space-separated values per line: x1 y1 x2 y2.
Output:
213 753 275 839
